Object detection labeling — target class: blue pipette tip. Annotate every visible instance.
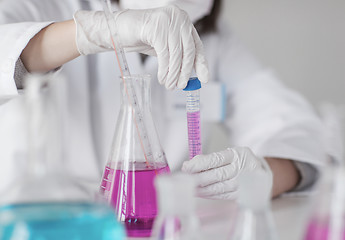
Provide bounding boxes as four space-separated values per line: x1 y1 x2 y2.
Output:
183 77 201 91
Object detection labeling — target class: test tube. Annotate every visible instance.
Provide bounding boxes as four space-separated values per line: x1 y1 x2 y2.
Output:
184 77 202 160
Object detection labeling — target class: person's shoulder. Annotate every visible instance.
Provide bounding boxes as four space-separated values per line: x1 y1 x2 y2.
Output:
0 0 81 22
31 0 81 19
200 19 235 45
0 0 78 10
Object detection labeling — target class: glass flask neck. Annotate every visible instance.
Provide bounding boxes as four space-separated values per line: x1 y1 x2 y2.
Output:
26 78 48 177
232 169 277 240
25 75 66 179
1 74 91 205
156 174 196 215
157 190 196 216
120 75 151 111
231 206 278 240
112 74 167 167
153 174 199 240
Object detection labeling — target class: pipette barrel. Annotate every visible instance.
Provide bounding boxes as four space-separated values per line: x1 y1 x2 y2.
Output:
101 0 130 77
101 0 154 164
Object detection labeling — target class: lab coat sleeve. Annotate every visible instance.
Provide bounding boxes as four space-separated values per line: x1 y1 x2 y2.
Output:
215 29 327 192
0 0 80 94
225 71 327 166
14 58 29 89
293 161 319 192
0 21 53 95
14 56 62 90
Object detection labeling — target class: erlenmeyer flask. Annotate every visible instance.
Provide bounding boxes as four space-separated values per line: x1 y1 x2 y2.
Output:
304 162 345 240
0 74 125 240
152 173 200 240
100 74 170 237
229 170 278 240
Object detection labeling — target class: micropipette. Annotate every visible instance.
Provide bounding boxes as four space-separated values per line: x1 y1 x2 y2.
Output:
100 0 154 164
183 78 202 160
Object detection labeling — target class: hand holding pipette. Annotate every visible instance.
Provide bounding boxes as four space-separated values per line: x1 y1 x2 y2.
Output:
73 5 209 89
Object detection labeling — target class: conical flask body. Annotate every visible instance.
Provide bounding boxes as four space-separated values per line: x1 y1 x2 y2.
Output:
100 75 170 237
0 74 125 240
304 165 345 240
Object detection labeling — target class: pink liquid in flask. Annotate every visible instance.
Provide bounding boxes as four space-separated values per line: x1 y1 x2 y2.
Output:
100 162 170 237
305 218 345 240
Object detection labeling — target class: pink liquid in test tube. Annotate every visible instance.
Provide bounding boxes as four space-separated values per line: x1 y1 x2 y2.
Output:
305 218 345 240
187 111 202 159
184 77 202 160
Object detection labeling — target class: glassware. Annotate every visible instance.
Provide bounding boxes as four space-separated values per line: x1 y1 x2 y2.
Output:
229 170 278 240
183 77 202 160
0 203 124 240
99 74 170 237
0 74 125 240
304 162 345 240
152 173 200 240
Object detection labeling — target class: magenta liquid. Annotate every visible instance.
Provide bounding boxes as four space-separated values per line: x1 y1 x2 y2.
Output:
305 219 345 240
100 162 170 237
187 111 202 159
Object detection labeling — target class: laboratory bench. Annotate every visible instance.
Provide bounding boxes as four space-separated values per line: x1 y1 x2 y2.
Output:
128 195 313 240
197 196 312 240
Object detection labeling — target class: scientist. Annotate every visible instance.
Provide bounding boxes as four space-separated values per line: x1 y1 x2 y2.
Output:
0 0 327 199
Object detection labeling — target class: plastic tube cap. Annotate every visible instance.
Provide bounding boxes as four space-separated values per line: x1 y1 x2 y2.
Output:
183 77 201 91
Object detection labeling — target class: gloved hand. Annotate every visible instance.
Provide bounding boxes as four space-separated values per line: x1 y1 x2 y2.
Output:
182 147 273 200
73 5 209 90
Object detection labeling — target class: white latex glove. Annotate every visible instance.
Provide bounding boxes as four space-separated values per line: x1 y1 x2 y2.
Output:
182 147 273 200
73 5 209 89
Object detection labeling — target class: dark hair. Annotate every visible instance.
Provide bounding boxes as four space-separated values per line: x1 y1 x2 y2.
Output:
112 0 222 35
194 0 221 35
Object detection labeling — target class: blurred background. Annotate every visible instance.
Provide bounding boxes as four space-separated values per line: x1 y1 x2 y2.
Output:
216 0 345 155
222 0 345 107
1 0 343 153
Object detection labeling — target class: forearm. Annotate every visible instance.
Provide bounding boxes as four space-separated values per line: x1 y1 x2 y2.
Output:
21 20 79 72
265 157 301 198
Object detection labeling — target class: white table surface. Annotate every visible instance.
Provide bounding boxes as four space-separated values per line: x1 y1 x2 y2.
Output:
197 196 313 240
128 195 314 240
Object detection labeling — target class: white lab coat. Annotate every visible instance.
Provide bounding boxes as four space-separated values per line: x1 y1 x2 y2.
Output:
0 0 328 193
